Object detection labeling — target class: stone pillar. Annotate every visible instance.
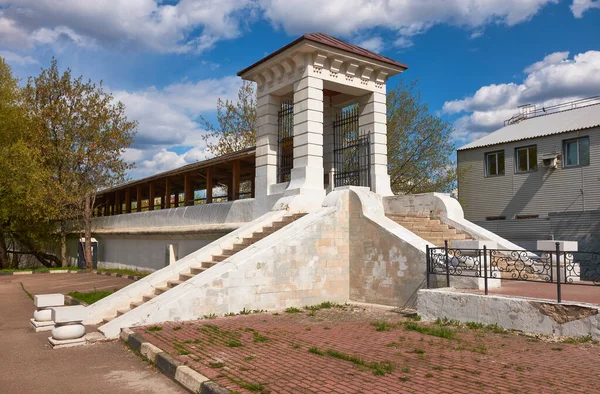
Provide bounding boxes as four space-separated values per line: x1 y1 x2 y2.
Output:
359 91 393 196
254 93 280 214
284 75 325 198
323 102 335 193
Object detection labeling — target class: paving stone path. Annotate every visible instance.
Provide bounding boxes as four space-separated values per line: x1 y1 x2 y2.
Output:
135 304 600 394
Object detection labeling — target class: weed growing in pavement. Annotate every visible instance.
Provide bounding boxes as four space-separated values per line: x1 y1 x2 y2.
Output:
401 367 410 373
551 347 563 351
173 342 190 355
272 312 280 316
385 342 400 348
304 301 344 311
470 344 487 354
307 311 316 317
305 327 311 331
203 314 217 319
208 361 224 368
371 321 397 332
233 379 269 393
307 347 394 376
253 331 269 343
435 318 461 327
225 312 236 317
227 340 243 347
398 376 410 382
425 373 434 378
432 366 444 371
285 307 302 313
408 348 425 355
291 342 301 349
239 308 252 315
244 355 256 361
403 321 456 339
147 325 163 332
561 335 598 344
173 326 183 331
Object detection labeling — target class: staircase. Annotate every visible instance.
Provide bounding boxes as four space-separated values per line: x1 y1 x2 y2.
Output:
101 213 305 324
386 214 472 247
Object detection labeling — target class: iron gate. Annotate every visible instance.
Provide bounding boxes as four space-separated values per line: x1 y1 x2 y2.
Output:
333 105 371 188
278 101 294 183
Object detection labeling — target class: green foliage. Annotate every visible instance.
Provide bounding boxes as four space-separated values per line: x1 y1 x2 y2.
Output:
387 79 457 194
147 326 163 332
252 332 269 343
403 321 456 339
308 346 394 376
68 290 113 304
284 307 302 314
304 301 344 311
226 339 243 348
371 321 397 332
201 81 256 156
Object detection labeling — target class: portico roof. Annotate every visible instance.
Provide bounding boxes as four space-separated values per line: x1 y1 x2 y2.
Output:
237 33 408 77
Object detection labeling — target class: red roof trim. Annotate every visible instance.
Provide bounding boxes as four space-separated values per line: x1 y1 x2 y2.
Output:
237 33 408 76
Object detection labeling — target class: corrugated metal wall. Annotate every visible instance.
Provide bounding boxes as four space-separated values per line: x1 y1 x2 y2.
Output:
458 127 600 221
474 210 600 252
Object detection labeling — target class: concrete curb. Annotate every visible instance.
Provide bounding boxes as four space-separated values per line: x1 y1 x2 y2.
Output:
92 271 145 281
120 328 229 394
0 269 83 276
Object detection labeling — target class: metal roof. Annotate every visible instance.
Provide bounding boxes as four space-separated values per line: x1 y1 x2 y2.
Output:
457 103 600 151
237 33 408 76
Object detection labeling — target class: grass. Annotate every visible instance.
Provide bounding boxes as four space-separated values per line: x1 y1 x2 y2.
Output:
68 290 113 304
95 268 152 277
561 335 598 344
253 332 269 343
284 307 302 314
173 343 190 355
227 339 243 347
203 314 217 319
147 325 163 332
308 346 394 376
19 282 33 300
371 321 397 332
403 321 456 339
304 301 344 311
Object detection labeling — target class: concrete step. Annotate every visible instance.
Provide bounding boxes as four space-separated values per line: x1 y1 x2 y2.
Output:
239 238 254 246
220 249 236 256
116 308 130 317
130 300 145 309
142 293 157 302
102 315 116 324
231 244 248 252
179 272 195 281
190 266 206 275
154 286 169 295
212 254 228 262
167 280 183 288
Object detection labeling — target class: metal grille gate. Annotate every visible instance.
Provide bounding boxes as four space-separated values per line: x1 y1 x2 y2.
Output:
333 105 371 188
278 101 294 183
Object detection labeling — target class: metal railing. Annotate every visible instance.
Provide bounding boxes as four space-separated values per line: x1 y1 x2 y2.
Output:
426 241 600 303
504 96 600 126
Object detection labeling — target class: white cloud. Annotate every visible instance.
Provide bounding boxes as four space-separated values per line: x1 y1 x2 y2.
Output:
0 50 38 65
259 0 558 50
394 36 414 49
112 76 242 179
469 31 484 39
0 0 254 53
571 0 600 17
443 50 600 143
355 36 383 52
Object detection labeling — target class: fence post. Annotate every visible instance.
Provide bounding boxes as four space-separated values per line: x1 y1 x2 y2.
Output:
483 245 489 296
426 245 430 289
444 240 450 288
555 242 562 303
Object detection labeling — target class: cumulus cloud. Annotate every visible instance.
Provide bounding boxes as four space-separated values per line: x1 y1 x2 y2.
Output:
0 0 255 53
355 36 383 52
571 0 600 17
443 50 600 143
259 0 558 50
112 76 242 179
0 50 38 65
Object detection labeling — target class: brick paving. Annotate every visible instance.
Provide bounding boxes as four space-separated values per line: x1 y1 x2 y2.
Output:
133 305 600 394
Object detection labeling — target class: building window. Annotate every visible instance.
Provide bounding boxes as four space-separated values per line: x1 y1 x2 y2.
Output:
564 137 590 167
485 150 505 176
516 145 537 173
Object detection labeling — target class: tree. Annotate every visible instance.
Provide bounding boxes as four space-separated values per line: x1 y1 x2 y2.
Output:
387 79 457 195
0 58 59 269
201 81 256 156
24 59 137 269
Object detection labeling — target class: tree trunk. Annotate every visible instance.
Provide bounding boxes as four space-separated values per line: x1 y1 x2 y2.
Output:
60 222 68 267
0 231 9 270
83 193 93 270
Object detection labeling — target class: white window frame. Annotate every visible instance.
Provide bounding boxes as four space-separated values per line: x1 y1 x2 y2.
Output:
515 145 537 173
563 137 589 168
485 150 504 177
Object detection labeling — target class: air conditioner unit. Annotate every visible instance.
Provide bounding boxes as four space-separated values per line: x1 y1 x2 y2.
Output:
541 153 560 169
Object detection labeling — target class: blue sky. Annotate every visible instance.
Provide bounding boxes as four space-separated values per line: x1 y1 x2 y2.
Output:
1 0 599 179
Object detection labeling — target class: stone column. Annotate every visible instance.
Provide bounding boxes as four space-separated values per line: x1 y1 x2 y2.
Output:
254 93 280 215
359 91 393 196
323 102 335 193
284 75 325 198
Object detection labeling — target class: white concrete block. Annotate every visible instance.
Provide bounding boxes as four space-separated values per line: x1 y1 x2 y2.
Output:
51 305 87 323
451 240 498 250
537 240 578 252
30 318 54 332
34 294 65 308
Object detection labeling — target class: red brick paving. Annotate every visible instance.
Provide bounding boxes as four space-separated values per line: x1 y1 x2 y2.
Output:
133 305 600 394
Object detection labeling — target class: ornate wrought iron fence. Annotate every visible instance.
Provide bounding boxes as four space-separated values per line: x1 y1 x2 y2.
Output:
426 241 600 303
333 105 371 188
278 100 294 183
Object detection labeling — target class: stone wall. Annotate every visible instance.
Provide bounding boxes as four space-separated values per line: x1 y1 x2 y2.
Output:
418 289 600 340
